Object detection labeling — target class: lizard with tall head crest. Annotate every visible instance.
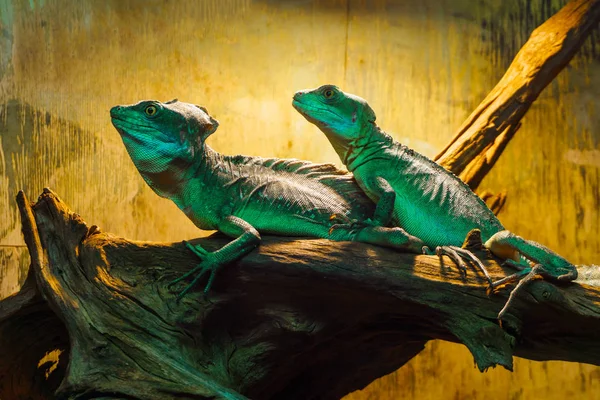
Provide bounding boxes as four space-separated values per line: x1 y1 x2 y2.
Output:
110 99 428 297
292 84 578 319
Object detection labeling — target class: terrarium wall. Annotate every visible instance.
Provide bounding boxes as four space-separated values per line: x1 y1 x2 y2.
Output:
0 0 599 399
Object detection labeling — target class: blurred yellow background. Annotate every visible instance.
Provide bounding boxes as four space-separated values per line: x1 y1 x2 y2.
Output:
0 0 599 398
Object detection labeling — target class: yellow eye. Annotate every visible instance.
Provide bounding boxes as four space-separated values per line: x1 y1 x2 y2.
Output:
323 89 334 99
145 105 157 116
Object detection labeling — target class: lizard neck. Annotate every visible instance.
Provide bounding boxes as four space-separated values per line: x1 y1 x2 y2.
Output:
140 142 222 199
344 123 393 172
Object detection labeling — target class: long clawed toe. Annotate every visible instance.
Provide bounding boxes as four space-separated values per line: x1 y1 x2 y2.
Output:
496 264 545 323
493 264 577 323
434 245 493 288
328 218 373 235
168 241 219 300
168 264 218 300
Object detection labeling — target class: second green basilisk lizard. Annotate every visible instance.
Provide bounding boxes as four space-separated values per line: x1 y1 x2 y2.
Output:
292 84 579 319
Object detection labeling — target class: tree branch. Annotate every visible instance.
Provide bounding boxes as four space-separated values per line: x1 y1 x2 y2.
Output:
1 189 599 399
435 0 600 190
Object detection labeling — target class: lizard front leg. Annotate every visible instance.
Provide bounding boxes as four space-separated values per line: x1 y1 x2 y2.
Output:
169 215 261 298
329 176 396 234
369 176 396 227
329 225 426 254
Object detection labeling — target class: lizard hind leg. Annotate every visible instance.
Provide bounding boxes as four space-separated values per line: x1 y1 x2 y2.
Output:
484 230 578 322
484 230 578 282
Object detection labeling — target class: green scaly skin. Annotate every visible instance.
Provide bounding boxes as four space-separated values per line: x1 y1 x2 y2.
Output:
110 99 426 298
293 84 578 320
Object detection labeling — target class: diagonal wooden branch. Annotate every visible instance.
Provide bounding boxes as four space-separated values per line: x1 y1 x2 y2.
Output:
436 0 600 192
1 189 599 400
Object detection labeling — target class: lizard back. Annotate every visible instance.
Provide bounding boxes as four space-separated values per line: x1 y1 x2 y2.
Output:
110 99 376 238
373 140 505 246
177 150 376 236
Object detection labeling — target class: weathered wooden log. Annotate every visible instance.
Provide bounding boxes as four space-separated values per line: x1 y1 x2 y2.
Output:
1 188 599 400
435 0 600 191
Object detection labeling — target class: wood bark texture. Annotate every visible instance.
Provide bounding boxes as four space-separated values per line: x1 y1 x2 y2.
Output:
1 189 599 399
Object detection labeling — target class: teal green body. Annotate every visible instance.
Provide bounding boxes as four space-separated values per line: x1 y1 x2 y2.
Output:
292 85 578 314
110 99 425 295
351 137 503 247
293 85 503 248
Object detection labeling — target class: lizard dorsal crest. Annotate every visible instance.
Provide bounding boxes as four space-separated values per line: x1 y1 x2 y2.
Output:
163 102 220 156
191 105 219 141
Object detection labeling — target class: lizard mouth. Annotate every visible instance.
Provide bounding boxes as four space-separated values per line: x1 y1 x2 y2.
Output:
111 117 158 134
110 117 137 136
291 98 309 112
292 98 323 115
292 99 347 126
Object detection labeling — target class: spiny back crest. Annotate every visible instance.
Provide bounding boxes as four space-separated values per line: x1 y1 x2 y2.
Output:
159 101 219 144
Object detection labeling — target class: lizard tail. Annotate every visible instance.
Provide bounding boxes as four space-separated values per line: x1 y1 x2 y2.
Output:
574 264 600 287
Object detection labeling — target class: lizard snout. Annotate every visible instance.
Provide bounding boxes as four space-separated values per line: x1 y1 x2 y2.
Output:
110 105 124 118
293 91 307 101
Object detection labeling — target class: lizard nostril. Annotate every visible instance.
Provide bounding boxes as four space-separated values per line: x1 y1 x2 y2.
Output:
110 106 123 117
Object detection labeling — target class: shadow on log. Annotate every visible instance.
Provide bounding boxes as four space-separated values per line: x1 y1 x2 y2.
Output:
1 189 599 399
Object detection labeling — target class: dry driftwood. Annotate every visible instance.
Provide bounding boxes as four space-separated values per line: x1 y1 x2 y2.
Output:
435 0 600 193
0 189 599 400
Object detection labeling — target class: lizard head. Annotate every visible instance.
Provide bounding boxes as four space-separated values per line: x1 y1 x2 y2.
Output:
292 84 377 161
110 99 219 168
110 100 219 196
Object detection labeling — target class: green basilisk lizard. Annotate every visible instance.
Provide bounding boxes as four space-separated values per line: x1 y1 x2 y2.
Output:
110 99 427 298
292 84 578 319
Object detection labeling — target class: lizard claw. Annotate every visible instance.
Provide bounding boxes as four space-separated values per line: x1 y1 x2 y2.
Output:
168 241 221 300
434 245 493 288
169 260 220 300
183 240 208 257
495 264 545 322
493 262 577 323
435 246 468 277
422 246 434 255
328 219 376 236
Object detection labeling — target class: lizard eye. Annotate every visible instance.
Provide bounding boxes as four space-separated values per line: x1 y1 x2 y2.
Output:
323 89 335 99
144 105 158 117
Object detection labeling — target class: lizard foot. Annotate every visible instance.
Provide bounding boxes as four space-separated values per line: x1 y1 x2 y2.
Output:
328 218 376 236
495 264 544 323
425 245 493 289
492 264 577 323
168 240 221 300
